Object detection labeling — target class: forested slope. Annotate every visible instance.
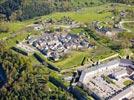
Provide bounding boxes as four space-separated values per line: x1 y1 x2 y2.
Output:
1 0 133 21
0 42 74 100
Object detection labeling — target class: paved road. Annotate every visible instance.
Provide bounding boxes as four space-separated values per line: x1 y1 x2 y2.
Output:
119 20 134 32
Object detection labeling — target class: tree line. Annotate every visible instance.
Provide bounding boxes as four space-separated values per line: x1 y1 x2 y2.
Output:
1 0 132 21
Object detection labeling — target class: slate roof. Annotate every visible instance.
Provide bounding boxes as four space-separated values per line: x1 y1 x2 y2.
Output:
110 85 134 100
79 59 134 83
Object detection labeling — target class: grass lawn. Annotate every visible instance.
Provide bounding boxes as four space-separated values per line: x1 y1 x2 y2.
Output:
0 32 11 40
124 22 134 32
0 19 35 48
90 44 116 62
11 49 41 65
102 75 115 84
42 4 113 23
34 46 115 70
1 20 33 33
54 51 89 70
41 3 134 23
47 81 58 90
70 28 85 34
5 32 29 48
28 55 42 65
123 80 133 86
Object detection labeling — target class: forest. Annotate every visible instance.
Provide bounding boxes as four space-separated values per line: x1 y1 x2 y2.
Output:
0 42 74 100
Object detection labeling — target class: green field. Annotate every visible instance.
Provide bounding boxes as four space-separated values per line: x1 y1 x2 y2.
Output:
1 3 133 70
42 4 112 23
41 3 134 23
124 22 134 32
54 51 89 69
123 80 133 86
0 32 11 40
53 45 115 70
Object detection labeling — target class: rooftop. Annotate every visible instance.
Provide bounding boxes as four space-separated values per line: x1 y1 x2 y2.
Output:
79 59 134 100
110 85 134 100
84 59 120 73
79 59 120 82
28 32 92 61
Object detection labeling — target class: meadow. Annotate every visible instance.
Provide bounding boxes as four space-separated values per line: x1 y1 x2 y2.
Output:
41 3 134 23
124 22 134 32
42 4 112 23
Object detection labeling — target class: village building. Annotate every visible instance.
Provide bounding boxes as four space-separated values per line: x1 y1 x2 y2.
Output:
79 59 134 83
92 21 123 37
27 32 93 61
79 59 134 100
110 85 134 100
111 69 128 79
33 24 43 31
79 59 120 83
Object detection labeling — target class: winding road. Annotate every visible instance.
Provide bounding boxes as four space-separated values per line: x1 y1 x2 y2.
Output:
119 20 134 32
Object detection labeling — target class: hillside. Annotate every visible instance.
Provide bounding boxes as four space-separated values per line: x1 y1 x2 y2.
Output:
0 0 101 20
0 0 128 21
0 0 134 99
